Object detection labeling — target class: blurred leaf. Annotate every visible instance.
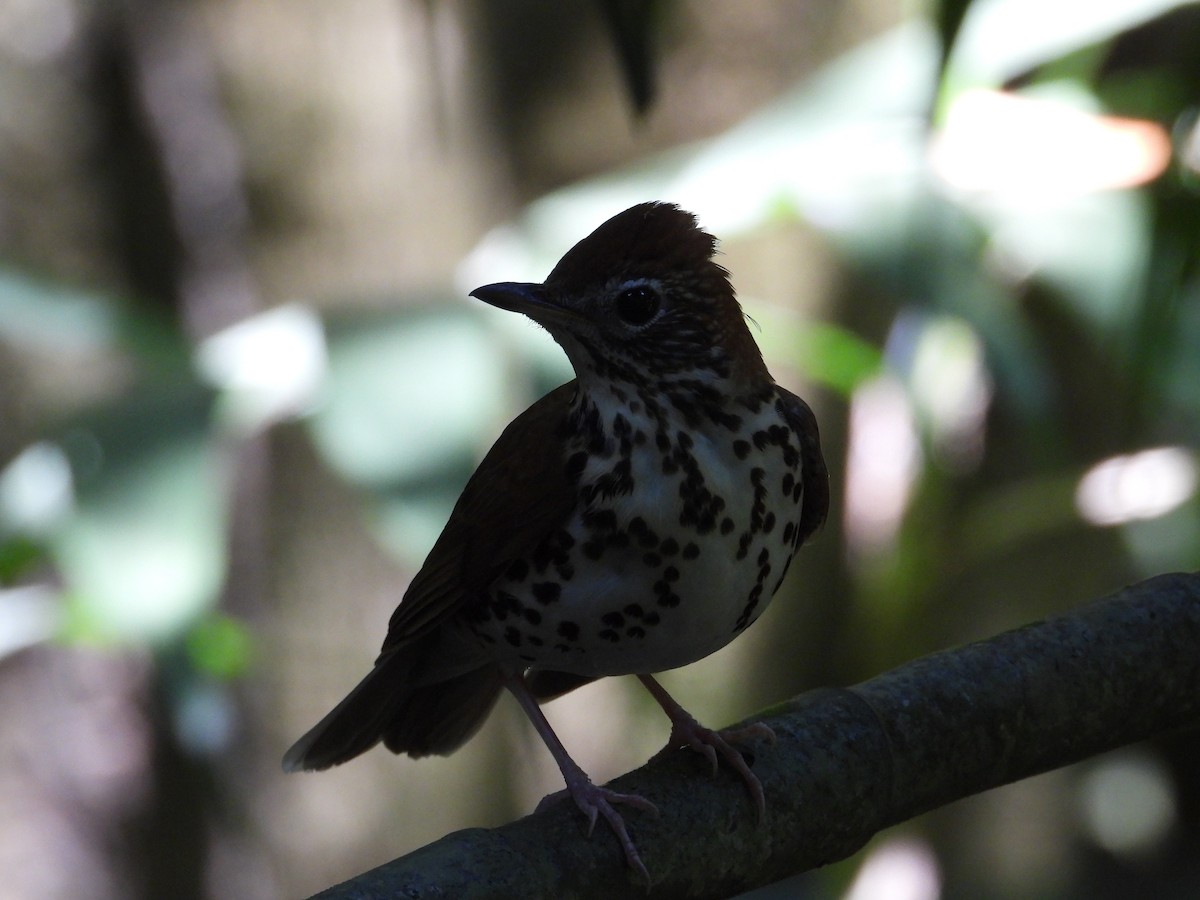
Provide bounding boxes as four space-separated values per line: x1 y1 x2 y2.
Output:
309 305 509 488
1124 500 1200 573
0 441 73 539
0 266 189 368
595 0 659 114
944 0 1197 90
0 267 122 353
0 536 45 584
196 303 327 435
307 303 517 566
186 613 253 680
54 381 226 646
977 185 1151 335
0 585 60 660
933 0 977 84
753 310 884 396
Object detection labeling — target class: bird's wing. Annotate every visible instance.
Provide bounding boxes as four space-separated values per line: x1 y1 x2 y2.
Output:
775 385 830 546
378 381 579 653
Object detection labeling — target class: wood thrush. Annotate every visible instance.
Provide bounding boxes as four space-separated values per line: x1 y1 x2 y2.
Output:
283 202 829 881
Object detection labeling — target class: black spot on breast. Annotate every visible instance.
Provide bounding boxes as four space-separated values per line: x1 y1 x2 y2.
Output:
733 440 750 460
660 537 680 556
682 542 700 560
630 517 659 548
624 603 645 618
742 393 766 414
557 621 579 641
598 629 620 642
601 611 625 628
654 581 681 607
504 626 522 647
532 582 561 605
735 533 752 561
584 508 618 531
491 592 521 621
734 583 766 633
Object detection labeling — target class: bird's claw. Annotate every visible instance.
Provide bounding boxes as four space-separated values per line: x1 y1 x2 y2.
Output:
656 718 773 822
540 778 659 884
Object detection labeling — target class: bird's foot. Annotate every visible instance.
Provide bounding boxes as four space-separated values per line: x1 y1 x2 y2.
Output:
538 775 659 884
654 717 773 821
639 674 773 821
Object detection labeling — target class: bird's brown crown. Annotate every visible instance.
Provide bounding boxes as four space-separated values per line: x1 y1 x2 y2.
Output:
539 202 770 390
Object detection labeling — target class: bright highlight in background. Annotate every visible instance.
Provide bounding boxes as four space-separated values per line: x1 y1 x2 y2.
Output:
196 302 327 432
1078 750 1177 859
932 89 1172 196
844 837 941 900
1075 447 1198 526
844 376 921 557
0 441 73 534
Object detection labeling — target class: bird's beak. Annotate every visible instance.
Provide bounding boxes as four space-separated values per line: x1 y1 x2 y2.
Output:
470 282 580 326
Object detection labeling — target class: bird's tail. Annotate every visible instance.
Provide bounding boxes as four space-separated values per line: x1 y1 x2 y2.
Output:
282 649 504 772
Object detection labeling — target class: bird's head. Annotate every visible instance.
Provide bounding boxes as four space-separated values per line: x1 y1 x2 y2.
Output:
471 203 770 395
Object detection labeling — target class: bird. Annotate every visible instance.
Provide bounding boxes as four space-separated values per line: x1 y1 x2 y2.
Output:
283 201 829 882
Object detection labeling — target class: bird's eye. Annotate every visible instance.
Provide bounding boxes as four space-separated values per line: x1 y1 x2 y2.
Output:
614 285 661 326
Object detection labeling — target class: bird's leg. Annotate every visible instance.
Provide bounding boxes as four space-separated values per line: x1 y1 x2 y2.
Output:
503 673 659 883
637 673 774 822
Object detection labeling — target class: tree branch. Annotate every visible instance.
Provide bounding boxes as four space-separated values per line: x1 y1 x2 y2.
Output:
309 572 1200 899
